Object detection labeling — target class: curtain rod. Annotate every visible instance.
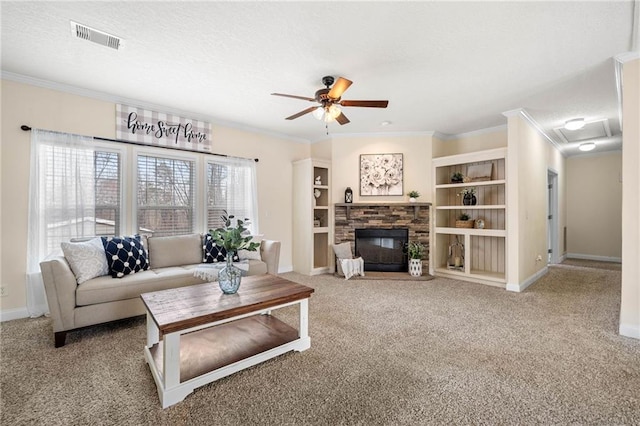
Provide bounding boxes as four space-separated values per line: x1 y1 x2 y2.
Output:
20 125 259 162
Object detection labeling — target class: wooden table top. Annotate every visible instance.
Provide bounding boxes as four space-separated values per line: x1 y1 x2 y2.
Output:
140 274 314 334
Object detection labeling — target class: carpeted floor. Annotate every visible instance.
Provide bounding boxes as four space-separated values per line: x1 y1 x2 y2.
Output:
1 264 638 425
560 257 622 271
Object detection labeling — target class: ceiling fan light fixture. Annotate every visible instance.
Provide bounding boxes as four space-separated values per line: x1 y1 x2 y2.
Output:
578 142 596 152
328 104 342 119
312 106 325 120
314 104 342 123
565 118 585 130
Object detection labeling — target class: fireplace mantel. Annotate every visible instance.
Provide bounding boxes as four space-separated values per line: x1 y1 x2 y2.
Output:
335 202 431 220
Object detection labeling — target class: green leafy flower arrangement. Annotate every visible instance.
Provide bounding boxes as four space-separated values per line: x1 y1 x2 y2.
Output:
209 210 260 253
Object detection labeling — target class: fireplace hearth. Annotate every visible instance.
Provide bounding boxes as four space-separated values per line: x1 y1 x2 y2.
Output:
355 228 408 272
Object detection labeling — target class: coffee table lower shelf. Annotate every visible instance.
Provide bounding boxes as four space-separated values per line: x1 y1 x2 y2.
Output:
144 314 309 408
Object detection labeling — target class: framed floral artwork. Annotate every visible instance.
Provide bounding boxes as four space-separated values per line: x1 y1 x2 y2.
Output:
360 153 403 196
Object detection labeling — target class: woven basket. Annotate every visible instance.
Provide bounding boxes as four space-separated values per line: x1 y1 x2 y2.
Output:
455 220 475 228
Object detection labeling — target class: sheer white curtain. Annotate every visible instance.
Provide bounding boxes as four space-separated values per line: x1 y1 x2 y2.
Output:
206 156 259 234
26 129 96 317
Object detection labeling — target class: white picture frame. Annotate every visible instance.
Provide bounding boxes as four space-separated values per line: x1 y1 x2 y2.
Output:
360 153 403 196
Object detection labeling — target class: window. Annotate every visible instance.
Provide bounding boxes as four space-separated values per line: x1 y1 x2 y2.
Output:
137 154 195 237
27 130 123 317
37 139 121 254
94 152 122 237
206 157 258 234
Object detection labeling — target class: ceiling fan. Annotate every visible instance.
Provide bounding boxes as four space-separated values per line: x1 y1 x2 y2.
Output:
272 76 389 125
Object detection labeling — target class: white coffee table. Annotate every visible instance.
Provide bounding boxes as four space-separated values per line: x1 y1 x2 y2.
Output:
140 275 314 408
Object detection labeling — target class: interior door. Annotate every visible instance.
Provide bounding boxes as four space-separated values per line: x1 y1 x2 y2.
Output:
547 170 559 264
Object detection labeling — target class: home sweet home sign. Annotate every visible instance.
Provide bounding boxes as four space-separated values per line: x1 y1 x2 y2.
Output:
116 104 212 152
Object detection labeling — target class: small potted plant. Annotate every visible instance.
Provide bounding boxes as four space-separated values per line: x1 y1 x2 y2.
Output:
407 190 420 203
455 213 475 228
407 241 425 277
451 172 464 183
458 187 477 205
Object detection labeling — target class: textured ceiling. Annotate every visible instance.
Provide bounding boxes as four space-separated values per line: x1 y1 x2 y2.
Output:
1 1 637 155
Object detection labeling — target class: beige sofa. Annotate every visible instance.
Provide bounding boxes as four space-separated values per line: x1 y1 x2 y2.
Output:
40 233 281 347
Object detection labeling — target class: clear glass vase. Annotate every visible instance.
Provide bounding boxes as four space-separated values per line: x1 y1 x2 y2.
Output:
218 251 242 294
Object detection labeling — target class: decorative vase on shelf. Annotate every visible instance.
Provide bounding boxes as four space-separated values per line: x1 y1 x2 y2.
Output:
409 197 416 203
409 259 422 276
218 251 242 294
463 194 477 205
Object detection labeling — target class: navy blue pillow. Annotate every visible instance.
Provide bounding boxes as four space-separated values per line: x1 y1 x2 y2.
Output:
202 234 239 263
101 235 149 278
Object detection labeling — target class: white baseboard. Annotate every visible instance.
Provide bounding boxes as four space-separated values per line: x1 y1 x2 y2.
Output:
557 254 567 263
0 307 30 322
619 323 640 340
566 253 622 263
506 266 548 293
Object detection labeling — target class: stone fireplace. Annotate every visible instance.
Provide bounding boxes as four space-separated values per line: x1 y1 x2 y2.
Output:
334 203 430 272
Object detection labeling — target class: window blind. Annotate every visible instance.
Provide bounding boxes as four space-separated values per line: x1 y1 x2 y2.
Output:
137 155 195 237
41 145 121 254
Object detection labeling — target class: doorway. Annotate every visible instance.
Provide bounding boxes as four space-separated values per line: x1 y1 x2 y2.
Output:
547 169 559 264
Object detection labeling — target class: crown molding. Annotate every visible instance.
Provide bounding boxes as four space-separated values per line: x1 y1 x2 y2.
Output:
501 108 523 118
436 124 507 141
1 71 311 144
613 52 639 129
432 131 449 140
503 108 565 156
615 52 640 63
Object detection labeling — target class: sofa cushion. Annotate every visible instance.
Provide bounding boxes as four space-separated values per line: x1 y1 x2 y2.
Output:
61 237 109 284
76 267 205 306
148 233 202 268
238 249 261 260
202 234 239 263
101 235 149 278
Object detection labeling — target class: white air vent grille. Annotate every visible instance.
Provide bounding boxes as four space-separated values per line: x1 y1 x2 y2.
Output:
70 21 123 50
553 119 611 144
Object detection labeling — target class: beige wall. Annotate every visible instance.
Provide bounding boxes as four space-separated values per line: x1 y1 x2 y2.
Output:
329 134 433 206
432 127 507 158
506 114 565 289
620 58 640 339
0 79 309 313
310 138 332 160
566 151 622 259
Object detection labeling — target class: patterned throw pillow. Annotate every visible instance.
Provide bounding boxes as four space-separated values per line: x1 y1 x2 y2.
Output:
101 235 149 278
202 234 239 263
61 237 110 284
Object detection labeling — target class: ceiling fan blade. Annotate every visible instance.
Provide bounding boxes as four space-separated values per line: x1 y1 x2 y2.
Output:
328 77 353 99
336 112 350 125
340 100 389 108
271 93 315 102
285 106 319 120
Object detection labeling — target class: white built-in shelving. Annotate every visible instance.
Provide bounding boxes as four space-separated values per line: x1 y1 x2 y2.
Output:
292 158 332 275
431 148 508 287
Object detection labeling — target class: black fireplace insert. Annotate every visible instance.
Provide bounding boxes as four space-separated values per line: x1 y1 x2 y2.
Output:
354 228 408 272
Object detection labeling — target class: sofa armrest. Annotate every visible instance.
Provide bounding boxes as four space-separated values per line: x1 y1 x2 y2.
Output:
260 240 281 275
40 256 78 332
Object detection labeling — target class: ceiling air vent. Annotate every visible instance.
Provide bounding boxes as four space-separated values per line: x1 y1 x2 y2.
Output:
70 21 123 50
553 119 611 144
